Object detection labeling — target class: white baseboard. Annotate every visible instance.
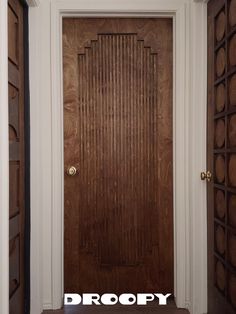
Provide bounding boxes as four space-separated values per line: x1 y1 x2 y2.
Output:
43 302 53 310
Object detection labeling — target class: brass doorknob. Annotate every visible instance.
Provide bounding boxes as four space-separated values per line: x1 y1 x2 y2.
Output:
66 166 77 176
200 171 212 182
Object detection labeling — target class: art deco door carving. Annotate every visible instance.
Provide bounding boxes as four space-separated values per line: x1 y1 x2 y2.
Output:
63 18 173 294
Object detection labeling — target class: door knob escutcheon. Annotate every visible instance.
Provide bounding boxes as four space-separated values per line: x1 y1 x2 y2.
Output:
67 166 77 176
200 171 212 182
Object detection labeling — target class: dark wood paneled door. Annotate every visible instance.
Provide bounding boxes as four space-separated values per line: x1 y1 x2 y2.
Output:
63 18 173 294
207 0 236 313
8 0 26 313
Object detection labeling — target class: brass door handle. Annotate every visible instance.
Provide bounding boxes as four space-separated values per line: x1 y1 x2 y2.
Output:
200 171 212 182
66 166 77 176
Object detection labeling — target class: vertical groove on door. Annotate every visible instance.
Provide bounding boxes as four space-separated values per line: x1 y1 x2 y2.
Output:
76 34 160 266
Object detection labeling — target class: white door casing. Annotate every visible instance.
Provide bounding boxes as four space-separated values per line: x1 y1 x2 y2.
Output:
28 1 208 314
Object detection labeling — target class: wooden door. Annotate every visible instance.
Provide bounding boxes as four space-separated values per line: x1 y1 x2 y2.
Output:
63 18 173 294
8 0 25 313
207 0 236 313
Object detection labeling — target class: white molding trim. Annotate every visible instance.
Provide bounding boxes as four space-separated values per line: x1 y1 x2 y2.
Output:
26 0 40 7
0 1 9 314
193 0 209 3
29 1 208 313
189 2 208 313
29 5 43 314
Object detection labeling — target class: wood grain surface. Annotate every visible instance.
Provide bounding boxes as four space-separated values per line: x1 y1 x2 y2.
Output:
208 0 236 313
216 11 226 42
229 75 236 106
215 189 226 219
43 299 189 314
63 18 173 294
216 83 225 112
43 300 189 314
8 0 25 313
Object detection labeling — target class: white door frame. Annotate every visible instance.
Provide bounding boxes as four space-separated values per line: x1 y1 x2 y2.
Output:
29 1 208 314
